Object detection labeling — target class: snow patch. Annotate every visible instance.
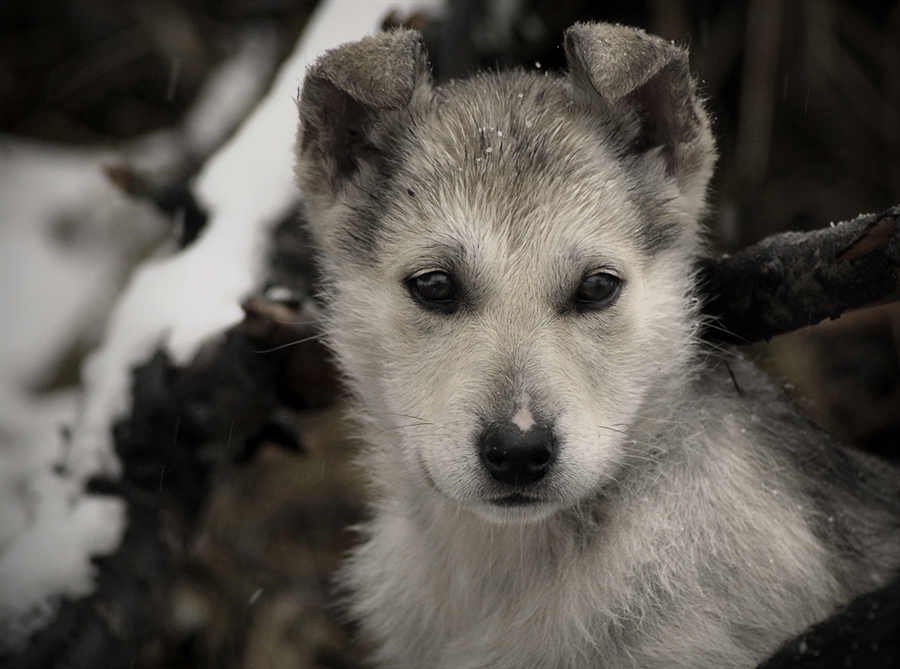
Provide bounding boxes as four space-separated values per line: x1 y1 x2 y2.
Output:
0 137 164 650
0 454 125 647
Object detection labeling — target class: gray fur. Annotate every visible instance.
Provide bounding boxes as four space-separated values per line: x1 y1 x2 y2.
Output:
294 23 900 669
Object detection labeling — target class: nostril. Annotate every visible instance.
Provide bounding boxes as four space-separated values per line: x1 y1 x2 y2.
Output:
528 447 553 469
479 422 556 486
482 445 508 470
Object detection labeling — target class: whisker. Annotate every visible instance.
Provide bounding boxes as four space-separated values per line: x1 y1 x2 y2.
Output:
251 333 325 353
373 422 438 436
388 412 433 423
596 424 630 436
391 431 456 442
595 424 665 465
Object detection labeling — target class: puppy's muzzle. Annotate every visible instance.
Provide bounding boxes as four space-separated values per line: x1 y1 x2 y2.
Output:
478 422 556 486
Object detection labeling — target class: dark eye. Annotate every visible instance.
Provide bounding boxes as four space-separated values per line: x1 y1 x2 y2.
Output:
574 272 621 312
408 271 459 312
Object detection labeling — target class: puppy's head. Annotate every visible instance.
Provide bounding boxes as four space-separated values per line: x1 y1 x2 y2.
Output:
296 24 715 522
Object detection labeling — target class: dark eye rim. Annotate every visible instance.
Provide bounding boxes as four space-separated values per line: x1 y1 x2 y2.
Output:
573 271 622 313
406 269 461 313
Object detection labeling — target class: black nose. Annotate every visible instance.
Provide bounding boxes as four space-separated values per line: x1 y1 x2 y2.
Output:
478 422 556 486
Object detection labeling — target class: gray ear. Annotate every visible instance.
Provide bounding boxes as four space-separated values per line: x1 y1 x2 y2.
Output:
564 23 714 198
297 29 429 199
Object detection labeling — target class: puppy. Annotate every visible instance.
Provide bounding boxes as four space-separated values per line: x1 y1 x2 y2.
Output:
294 23 900 668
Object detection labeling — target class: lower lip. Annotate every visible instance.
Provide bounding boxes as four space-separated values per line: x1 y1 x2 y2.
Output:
491 494 542 507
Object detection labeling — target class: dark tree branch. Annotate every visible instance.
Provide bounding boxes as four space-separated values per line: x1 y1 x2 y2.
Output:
756 576 899 669
699 206 900 344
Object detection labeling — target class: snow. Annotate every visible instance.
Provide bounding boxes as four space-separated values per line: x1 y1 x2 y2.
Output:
0 427 126 644
0 138 168 647
0 140 169 394
0 0 444 650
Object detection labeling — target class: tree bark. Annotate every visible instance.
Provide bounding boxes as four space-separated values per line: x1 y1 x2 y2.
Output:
698 205 899 344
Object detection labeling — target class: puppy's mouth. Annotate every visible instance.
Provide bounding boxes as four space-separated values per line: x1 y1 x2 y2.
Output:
475 491 563 523
489 492 544 508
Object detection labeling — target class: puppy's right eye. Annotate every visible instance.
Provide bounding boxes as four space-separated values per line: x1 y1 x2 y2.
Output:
573 272 621 312
408 271 459 313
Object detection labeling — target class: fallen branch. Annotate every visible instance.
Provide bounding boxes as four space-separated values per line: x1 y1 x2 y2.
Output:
698 206 900 343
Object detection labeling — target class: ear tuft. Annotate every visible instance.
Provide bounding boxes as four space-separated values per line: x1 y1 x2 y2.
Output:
306 29 426 110
564 23 715 205
296 29 430 203
564 23 682 102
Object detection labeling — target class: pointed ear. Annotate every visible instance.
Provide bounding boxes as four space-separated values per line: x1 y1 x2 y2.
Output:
296 29 430 202
564 23 715 203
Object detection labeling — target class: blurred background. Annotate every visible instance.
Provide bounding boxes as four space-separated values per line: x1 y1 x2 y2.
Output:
1 1 899 667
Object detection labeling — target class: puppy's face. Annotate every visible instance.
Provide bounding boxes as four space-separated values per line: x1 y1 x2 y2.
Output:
296 26 715 521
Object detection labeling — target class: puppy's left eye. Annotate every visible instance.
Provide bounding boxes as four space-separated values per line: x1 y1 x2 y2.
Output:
574 272 621 311
408 270 460 313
